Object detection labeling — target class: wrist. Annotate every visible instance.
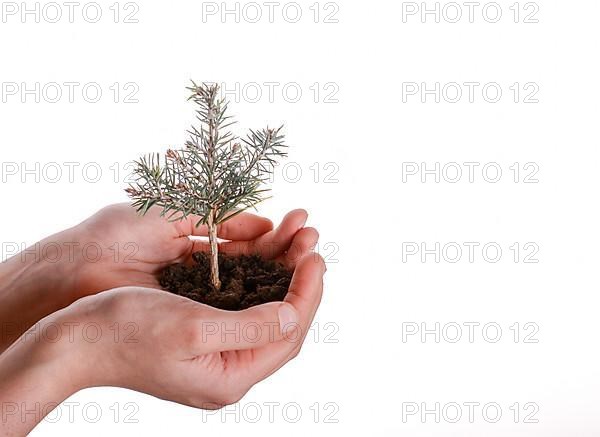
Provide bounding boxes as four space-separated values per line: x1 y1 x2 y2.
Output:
0 228 82 352
0 310 88 434
48 292 128 389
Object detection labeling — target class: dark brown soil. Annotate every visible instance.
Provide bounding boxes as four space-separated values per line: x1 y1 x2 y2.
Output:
159 252 292 311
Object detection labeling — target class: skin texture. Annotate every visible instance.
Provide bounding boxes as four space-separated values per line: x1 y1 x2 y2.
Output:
0 205 325 436
0 203 320 352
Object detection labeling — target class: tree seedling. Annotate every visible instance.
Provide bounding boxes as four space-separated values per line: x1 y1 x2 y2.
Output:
126 82 287 293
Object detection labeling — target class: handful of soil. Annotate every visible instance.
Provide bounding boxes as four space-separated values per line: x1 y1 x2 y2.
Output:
159 252 292 311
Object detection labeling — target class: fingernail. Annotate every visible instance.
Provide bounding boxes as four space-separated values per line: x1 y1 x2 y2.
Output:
298 210 308 229
278 303 299 336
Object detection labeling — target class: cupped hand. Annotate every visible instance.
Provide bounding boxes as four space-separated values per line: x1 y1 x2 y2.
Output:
57 252 325 409
0 203 317 354
69 203 319 299
0 252 325 435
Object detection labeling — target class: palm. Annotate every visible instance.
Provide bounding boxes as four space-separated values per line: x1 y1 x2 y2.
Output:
89 248 324 410
72 203 315 299
188 253 325 405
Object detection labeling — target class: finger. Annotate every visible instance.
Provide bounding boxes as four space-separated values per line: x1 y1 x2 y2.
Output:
251 209 308 258
283 252 325 314
185 301 300 354
176 211 273 240
213 209 308 258
239 253 326 379
278 227 319 269
259 254 326 379
218 212 273 240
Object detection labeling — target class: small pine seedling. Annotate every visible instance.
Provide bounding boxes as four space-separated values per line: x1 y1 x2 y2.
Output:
126 82 287 290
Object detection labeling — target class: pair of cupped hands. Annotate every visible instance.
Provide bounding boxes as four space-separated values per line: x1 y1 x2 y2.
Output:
0 204 324 434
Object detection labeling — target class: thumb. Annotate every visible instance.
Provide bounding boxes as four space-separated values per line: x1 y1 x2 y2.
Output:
188 301 299 354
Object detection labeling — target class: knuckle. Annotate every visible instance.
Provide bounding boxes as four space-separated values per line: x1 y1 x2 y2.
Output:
290 344 302 360
198 401 225 410
214 390 246 408
303 227 320 243
182 320 205 349
103 288 137 315
314 252 326 268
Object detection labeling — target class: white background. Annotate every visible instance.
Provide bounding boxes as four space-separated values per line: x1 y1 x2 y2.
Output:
1 0 599 435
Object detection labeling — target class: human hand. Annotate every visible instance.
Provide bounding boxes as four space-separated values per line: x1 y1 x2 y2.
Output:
0 203 318 351
0 253 325 435
71 203 318 298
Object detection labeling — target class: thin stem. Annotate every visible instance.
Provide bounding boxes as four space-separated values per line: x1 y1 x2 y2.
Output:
205 89 221 290
207 210 221 290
